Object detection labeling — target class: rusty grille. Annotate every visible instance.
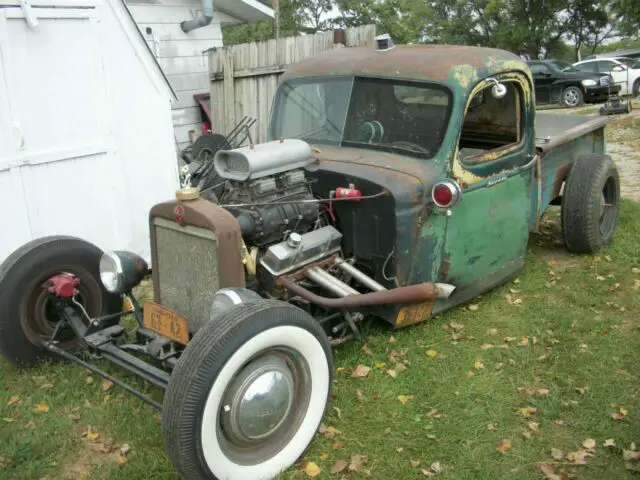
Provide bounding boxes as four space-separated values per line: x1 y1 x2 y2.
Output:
152 217 219 333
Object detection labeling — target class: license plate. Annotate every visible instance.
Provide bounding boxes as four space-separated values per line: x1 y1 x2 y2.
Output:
143 301 189 344
394 302 434 328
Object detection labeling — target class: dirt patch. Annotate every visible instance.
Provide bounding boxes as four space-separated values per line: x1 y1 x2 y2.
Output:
54 427 130 480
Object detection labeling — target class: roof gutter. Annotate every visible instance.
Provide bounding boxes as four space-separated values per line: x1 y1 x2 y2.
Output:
180 0 213 33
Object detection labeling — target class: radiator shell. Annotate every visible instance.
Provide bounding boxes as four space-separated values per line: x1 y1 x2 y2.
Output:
149 198 245 333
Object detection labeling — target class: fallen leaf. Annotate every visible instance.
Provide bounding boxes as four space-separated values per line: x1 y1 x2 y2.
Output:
120 443 131 455
388 336 397 344
33 402 49 413
351 365 370 378
101 380 114 393
518 406 537 417
487 423 496 431
426 349 438 358
429 461 442 473
567 449 593 465
467 371 476 377
480 343 494 350
536 388 551 396
333 406 343 421
411 459 421 467
504 336 517 343
496 439 512 453
319 453 329 460
7 396 19 406
519 337 529 346
604 439 616 447
449 322 465 331
348 454 365 471
474 360 484 370
582 438 596 450
528 421 540 432
612 412 625 421
426 409 441 418
397 395 415 405
620 407 628 416
331 460 348 474
575 386 589 395
551 448 564 460
332 440 345 449
361 344 373 356
538 463 561 480
320 425 343 438
116 453 128 465
355 389 365 400
397 447 404 453
375 362 386 369
468 304 479 311
521 430 533 439
386 369 398 379
86 376 94 385
304 462 321 477
486 328 499 336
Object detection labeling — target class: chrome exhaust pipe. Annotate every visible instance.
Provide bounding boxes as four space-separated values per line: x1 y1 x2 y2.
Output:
435 283 456 299
334 258 387 292
306 267 360 297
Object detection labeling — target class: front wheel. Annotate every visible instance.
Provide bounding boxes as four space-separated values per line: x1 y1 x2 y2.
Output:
0 236 121 366
561 86 584 108
162 299 333 480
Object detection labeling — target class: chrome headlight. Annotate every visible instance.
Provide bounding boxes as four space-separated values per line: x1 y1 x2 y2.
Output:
99 251 148 294
582 79 597 87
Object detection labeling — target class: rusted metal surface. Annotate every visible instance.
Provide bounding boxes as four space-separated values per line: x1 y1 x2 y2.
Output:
149 197 246 304
281 44 530 87
278 277 440 309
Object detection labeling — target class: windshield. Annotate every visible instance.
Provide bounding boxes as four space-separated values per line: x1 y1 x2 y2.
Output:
615 57 635 66
269 76 452 159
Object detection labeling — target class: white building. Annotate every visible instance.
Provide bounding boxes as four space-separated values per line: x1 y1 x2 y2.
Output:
124 0 274 151
0 0 177 264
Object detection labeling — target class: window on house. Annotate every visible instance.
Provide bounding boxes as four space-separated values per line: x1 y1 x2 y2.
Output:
458 80 523 165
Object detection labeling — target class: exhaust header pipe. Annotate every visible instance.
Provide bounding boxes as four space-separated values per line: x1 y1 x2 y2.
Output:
278 277 455 310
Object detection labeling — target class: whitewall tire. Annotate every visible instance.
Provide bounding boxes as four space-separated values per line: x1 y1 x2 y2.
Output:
162 299 333 480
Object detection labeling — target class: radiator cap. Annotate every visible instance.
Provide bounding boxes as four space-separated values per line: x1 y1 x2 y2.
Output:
175 187 200 201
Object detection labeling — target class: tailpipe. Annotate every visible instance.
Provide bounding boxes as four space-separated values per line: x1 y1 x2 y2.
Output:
181 0 213 33
278 277 455 310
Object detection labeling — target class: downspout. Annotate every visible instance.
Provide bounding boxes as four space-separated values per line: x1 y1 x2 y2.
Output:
180 0 213 33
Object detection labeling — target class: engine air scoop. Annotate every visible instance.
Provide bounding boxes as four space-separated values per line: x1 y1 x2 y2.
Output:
213 139 314 181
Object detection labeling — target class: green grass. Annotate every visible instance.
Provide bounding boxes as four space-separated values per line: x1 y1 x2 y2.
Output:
2 219 640 477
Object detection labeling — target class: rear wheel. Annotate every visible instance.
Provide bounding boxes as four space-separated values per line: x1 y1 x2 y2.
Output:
632 79 640 98
0 236 121 366
561 86 584 108
162 299 333 480
561 155 620 253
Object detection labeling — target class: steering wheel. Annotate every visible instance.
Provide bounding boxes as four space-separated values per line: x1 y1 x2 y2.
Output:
390 140 430 154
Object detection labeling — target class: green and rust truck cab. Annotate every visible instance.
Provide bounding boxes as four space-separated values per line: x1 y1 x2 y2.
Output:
0 35 620 480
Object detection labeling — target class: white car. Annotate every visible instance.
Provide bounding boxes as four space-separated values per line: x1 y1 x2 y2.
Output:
573 57 640 97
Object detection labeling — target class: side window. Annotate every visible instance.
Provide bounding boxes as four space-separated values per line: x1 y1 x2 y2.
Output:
530 64 549 75
458 81 523 165
595 61 615 73
576 62 597 72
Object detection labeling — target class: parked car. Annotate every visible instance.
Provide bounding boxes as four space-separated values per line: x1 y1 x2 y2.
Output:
528 59 619 108
573 57 640 97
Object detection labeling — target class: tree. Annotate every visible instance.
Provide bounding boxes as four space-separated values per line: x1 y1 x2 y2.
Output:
611 0 640 37
565 0 614 60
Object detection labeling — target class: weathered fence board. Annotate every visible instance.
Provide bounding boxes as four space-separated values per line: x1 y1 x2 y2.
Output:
208 25 376 144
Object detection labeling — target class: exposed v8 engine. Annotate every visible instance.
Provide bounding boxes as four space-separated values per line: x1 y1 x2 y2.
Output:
211 139 319 247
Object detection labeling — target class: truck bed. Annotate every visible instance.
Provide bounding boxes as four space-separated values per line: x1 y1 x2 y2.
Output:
535 111 611 152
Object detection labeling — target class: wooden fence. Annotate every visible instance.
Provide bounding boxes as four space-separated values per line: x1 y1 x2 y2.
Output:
207 25 377 144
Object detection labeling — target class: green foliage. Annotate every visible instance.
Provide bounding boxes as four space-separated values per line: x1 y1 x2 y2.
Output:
221 0 640 60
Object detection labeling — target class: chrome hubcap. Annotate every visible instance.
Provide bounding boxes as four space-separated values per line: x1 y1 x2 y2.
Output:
221 356 295 444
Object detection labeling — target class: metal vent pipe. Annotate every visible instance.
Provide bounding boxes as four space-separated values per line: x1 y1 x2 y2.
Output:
181 0 213 33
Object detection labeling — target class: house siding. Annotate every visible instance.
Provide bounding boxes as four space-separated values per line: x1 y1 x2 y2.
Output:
125 0 229 151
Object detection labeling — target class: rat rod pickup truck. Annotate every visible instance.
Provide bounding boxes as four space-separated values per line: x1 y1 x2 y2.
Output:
0 35 621 480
